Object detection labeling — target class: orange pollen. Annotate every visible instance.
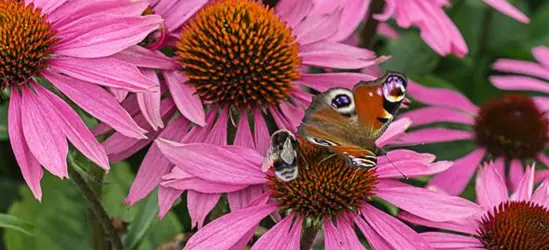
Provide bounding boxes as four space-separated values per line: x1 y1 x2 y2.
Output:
268 137 378 219
176 0 301 108
478 201 549 249
0 0 57 90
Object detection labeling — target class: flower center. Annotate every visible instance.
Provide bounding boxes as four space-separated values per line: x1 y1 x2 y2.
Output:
0 0 56 89
473 94 548 160
478 201 549 250
268 138 377 218
176 0 301 108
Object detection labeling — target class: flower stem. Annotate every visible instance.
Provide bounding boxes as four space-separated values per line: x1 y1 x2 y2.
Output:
359 0 385 49
299 223 320 250
68 161 125 250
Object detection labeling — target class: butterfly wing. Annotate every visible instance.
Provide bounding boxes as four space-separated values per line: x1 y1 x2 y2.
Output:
353 71 407 140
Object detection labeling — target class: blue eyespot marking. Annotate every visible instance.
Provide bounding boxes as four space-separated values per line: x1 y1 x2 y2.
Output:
331 94 352 109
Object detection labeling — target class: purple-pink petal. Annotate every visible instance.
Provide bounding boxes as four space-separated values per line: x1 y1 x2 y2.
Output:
113 45 179 70
188 191 220 229
8 88 44 200
158 186 183 219
137 69 163 130
234 110 254 149
490 75 549 93
253 109 270 155
399 212 479 235
408 82 478 114
476 162 508 209
400 106 475 126
429 148 486 195
293 9 340 45
251 214 295 250
300 72 376 92
483 0 529 23
393 128 473 145
509 159 525 192
533 46 549 69
228 185 264 212
492 59 549 81
511 164 535 201
376 118 412 147
276 0 313 29
163 71 206 126
324 217 365 250
420 232 483 249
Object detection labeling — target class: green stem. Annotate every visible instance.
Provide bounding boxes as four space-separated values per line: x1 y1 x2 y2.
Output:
68 161 124 250
299 223 320 250
359 0 386 49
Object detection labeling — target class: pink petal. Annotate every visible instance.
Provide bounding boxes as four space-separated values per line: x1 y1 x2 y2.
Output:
533 46 549 69
532 179 549 206
155 140 266 185
354 214 393 250
393 128 473 145
184 203 277 250
429 148 486 195
492 59 549 81
324 217 365 250
161 168 248 193
110 88 129 102
359 203 434 250
284 216 302 250
376 180 483 222
204 108 228 145
8 89 43 200
511 163 535 201
329 0 369 41
50 0 147 25
483 0 529 23
399 212 479 235
300 72 376 92
251 214 295 250
276 0 313 28
163 71 205 126
421 232 483 248
137 69 163 130
278 103 305 133
55 15 162 58
124 117 189 206
400 106 475 126
228 185 264 212
376 118 412 147
509 159 525 192
293 10 339 45
188 191 220 229
377 159 453 179
113 45 178 70
476 162 508 209
378 23 401 40
407 82 478 114
20 87 68 178
300 49 387 69
158 186 183 219
533 96 549 111
234 110 254 149
162 0 208 32
42 71 147 139
253 109 270 156
490 75 549 94
49 57 158 92
33 85 109 170
30 0 67 14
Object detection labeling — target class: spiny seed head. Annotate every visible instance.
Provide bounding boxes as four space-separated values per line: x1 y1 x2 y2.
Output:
0 0 57 90
474 94 548 160
268 137 377 219
176 0 301 108
478 201 549 250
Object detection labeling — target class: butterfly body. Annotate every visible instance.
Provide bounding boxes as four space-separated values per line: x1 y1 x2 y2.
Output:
298 71 407 168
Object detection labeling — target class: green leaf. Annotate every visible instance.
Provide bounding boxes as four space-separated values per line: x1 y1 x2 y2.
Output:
0 214 33 236
528 1 549 46
380 32 441 75
135 212 182 250
124 190 159 250
0 101 8 141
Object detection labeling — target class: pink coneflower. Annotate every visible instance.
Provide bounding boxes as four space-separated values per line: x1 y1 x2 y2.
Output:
155 120 483 249
107 0 386 208
1 0 162 200
396 82 549 195
401 162 549 249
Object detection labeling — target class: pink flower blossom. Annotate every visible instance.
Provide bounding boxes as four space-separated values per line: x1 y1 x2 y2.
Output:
154 119 483 249
1 0 162 200
103 0 387 207
396 82 549 196
401 162 549 249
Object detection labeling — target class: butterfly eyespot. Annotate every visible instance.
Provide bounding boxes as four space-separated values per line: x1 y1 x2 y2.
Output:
331 94 352 109
382 75 407 103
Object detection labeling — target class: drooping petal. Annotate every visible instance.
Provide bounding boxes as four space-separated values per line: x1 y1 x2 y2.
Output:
533 46 549 69
155 140 266 185
329 0 369 41
55 15 162 58
509 159 525 192
393 128 473 145
490 75 549 94
158 186 183 219
376 118 412 147
204 108 228 145
293 9 339 45
30 0 67 14
49 0 147 25
113 45 179 70
48 57 158 92
184 203 277 250
253 109 270 156
299 41 379 69
188 191 221 229
420 232 484 249
276 0 313 29
162 0 208 32
251 214 295 250
20 87 68 178
163 71 205 126
228 185 264 212
300 72 376 92
532 179 549 206
407 82 478 114
511 164 535 201
492 59 549 81
234 110 254 149
42 71 147 139
137 69 163 130
359 203 434 250
33 85 109 170
354 214 393 250
399 212 479 235
376 180 483 222
400 106 475 126
278 103 305 133
483 0 529 23
376 160 453 179
8 89 43 200
324 217 365 250
476 162 508 209
161 168 248 193
429 148 486 195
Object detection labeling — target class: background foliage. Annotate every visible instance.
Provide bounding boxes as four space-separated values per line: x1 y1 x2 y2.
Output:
1 0 548 249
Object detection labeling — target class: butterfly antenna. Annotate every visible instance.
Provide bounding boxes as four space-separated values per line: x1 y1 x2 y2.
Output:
318 153 337 165
349 167 359 184
384 155 408 179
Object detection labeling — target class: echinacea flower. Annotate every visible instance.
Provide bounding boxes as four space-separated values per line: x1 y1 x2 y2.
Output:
155 119 483 249
396 82 549 195
1 0 162 200
106 0 387 207
401 162 549 250
490 45 549 183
